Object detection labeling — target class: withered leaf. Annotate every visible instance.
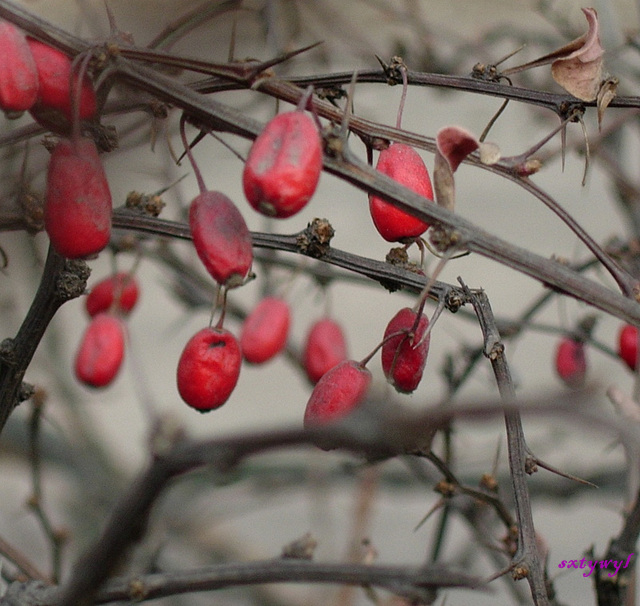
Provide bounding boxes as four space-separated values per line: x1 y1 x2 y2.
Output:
434 126 498 211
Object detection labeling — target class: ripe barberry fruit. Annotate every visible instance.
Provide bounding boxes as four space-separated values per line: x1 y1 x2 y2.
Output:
189 191 253 288
177 327 242 412
27 38 96 130
302 317 348 384
44 137 112 258
86 273 140 317
74 313 125 388
554 337 587 388
240 296 290 364
0 21 39 113
243 111 322 218
381 307 430 394
303 360 371 428
618 324 638 371
369 143 434 242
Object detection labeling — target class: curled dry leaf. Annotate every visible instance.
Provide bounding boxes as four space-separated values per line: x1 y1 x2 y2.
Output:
550 8 603 102
504 8 608 103
433 126 499 211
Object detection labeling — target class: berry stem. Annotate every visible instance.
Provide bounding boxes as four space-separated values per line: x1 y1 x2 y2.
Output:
179 114 207 194
70 50 93 142
395 65 408 130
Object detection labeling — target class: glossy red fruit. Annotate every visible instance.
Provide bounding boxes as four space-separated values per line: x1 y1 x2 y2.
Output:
369 143 434 242
302 318 348 384
240 296 290 364
27 38 96 128
45 137 112 258
189 191 253 288
86 273 140 317
618 324 638 371
74 313 125 388
243 111 322 218
0 21 39 113
381 307 430 394
177 327 242 412
303 360 372 428
554 337 587 388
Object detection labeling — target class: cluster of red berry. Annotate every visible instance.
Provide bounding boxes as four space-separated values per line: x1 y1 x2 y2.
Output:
0 20 111 261
554 323 640 388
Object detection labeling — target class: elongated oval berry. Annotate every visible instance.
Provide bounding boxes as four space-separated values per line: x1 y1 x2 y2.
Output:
74 313 125 388
303 360 372 428
27 38 96 129
381 307 430 394
618 324 638 371
189 191 253 288
240 296 291 364
302 317 348 384
86 273 140 317
369 143 434 242
0 21 39 113
243 111 322 218
177 327 242 412
554 337 586 388
45 137 112 258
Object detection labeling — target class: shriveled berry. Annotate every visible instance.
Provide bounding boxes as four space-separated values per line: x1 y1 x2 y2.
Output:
240 296 290 364
303 360 371 428
369 143 434 242
177 327 242 412
243 111 322 218
27 38 96 129
618 324 638 371
381 307 430 394
189 191 253 288
74 313 125 388
45 137 111 258
554 337 587 388
0 21 39 113
302 317 348 384
86 273 140 317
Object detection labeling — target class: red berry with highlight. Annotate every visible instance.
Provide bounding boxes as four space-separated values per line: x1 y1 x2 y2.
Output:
302 318 348 384
74 313 125 388
27 38 96 129
369 143 433 242
177 327 242 412
45 137 112 258
381 307 430 394
618 324 638 371
303 360 371 428
240 296 291 364
243 111 322 218
86 273 140 317
554 337 587 388
189 191 253 288
0 21 39 113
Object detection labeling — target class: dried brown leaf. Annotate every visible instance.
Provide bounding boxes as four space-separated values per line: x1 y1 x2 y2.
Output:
550 8 603 101
596 76 618 129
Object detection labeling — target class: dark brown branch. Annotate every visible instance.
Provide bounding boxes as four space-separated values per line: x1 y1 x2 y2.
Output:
465 285 549 606
0 246 89 437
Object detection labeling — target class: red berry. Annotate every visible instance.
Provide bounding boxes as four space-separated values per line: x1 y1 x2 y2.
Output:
27 38 96 129
44 137 112 258
554 337 587 388
0 21 39 113
381 307 430 394
618 324 638 371
303 360 371 428
240 296 290 364
369 143 434 242
189 191 253 288
177 327 242 412
86 273 140 317
243 111 322 218
302 318 348 384
74 313 125 388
